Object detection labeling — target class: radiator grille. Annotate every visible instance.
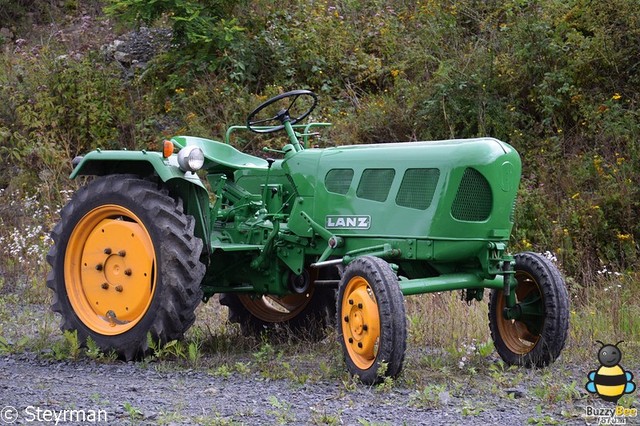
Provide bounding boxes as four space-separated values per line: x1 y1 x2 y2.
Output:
357 169 395 202
510 198 517 223
451 168 492 221
396 168 440 210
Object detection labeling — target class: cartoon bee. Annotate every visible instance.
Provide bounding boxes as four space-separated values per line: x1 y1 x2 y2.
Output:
586 340 636 403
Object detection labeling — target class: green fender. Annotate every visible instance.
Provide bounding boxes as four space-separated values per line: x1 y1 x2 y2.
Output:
70 149 211 252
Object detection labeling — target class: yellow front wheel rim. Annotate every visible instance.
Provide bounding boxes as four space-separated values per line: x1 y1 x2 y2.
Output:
64 205 156 335
341 276 381 370
496 271 541 355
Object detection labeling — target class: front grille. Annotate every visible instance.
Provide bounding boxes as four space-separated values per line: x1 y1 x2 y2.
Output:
451 168 492 221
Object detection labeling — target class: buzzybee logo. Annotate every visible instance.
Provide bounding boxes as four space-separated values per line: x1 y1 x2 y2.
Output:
584 341 637 425
585 341 635 403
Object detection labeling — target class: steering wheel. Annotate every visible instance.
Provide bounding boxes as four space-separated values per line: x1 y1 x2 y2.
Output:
247 89 318 134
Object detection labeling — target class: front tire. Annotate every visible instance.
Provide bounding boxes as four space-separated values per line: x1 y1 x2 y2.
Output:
337 256 406 384
488 252 569 367
47 175 206 360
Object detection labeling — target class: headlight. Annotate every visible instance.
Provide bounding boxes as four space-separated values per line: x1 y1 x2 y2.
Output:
177 146 204 172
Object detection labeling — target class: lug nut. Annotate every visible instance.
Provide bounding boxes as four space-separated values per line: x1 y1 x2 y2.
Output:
363 325 368 331
118 250 126 257
348 338 353 343
343 316 349 323
104 248 112 255
115 285 123 292
95 264 103 271
348 299 354 305
357 342 363 348
357 303 363 309
124 269 132 276
101 282 109 290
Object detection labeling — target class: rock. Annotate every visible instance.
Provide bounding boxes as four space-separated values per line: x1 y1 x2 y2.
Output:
103 27 172 72
113 50 131 63
505 387 526 398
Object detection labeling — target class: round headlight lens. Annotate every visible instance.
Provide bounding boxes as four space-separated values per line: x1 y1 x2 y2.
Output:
177 146 204 172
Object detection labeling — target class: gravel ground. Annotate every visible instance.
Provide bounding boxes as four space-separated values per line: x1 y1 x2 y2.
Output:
0 302 632 425
0 351 600 425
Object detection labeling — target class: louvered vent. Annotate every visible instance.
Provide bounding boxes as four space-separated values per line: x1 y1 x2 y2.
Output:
510 198 517 223
356 169 395 202
396 168 440 210
325 169 354 195
451 168 492 221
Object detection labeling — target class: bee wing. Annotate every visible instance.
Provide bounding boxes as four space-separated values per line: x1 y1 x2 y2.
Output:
586 381 596 393
624 373 636 394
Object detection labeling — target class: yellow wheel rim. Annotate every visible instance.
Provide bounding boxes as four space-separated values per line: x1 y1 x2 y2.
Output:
238 291 313 323
341 276 381 370
496 271 542 355
64 205 156 335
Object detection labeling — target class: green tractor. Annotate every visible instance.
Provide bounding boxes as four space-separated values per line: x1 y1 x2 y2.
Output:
48 90 569 384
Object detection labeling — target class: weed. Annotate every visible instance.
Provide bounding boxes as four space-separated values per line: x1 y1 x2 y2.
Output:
234 361 251 375
211 364 232 379
309 407 341 425
50 330 81 361
341 374 359 393
187 339 202 368
375 362 396 392
0 335 10 354
410 383 448 409
357 419 390 426
267 395 295 425
85 336 116 362
122 402 143 422
460 401 486 416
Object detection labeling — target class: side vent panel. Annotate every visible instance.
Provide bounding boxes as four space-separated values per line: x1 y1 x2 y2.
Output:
325 169 354 195
451 168 493 221
357 169 395 202
396 168 440 210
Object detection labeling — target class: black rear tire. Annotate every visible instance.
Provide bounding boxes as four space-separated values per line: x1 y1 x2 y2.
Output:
488 252 569 367
47 175 205 360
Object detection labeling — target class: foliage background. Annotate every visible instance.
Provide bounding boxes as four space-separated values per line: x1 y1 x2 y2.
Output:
0 0 638 311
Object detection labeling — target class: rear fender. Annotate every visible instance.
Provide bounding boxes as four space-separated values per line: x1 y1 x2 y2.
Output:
70 149 211 254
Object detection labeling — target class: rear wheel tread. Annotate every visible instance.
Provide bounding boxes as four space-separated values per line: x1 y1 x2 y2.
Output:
47 175 205 360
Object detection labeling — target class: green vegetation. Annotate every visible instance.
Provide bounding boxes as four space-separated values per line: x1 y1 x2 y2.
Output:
2 0 639 282
0 0 638 394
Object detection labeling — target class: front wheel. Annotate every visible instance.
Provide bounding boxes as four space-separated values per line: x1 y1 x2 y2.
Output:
47 175 206 360
488 252 569 367
337 256 406 384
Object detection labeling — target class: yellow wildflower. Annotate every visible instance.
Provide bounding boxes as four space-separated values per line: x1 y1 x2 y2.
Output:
612 93 622 100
